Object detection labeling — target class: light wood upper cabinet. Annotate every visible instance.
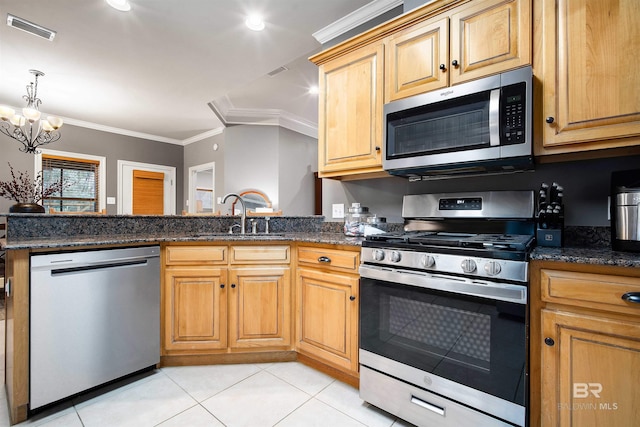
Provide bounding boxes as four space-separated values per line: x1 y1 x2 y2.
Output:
385 18 449 101
385 0 530 101
316 41 385 179
228 266 291 349
449 0 531 85
534 0 640 155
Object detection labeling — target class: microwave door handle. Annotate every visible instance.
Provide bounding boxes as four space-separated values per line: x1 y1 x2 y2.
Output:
489 88 500 146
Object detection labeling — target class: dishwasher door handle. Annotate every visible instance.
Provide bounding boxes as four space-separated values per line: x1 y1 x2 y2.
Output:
50 259 149 276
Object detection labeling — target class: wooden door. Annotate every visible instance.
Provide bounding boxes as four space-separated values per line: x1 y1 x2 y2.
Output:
536 0 640 153
385 17 449 101
228 266 291 349
164 267 227 352
449 0 531 85
318 41 384 178
296 268 359 372
541 309 640 426
133 169 164 215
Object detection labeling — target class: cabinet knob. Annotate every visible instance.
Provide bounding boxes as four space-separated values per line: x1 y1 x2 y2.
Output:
231 283 236 288
220 284 225 289
545 116 555 124
451 59 459 67
375 146 381 151
350 295 356 301
439 63 446 71
318 256 331 263
622 292 640 304
544 337 555 346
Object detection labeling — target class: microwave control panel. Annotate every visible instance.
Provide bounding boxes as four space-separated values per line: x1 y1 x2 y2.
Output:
501 82 526 145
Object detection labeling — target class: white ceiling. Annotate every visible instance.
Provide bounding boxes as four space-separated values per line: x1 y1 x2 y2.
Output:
0 0 401 144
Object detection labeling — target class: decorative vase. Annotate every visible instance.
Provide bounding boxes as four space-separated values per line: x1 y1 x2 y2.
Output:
9 202 45 213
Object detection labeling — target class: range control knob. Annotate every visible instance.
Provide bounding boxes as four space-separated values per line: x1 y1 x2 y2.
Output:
484 261 502 276
390 251 402 263
461 259 477 274
422 255 436 269
373 249 385 261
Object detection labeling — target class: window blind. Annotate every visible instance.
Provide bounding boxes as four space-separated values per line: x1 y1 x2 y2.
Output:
42 155 100 212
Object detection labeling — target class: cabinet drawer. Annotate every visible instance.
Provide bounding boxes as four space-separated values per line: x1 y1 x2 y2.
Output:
540 269 640 314
230 245 290 264
165 245 227 265
297 246 359 273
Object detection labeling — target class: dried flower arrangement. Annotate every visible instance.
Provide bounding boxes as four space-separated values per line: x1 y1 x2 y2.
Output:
0 162 66 207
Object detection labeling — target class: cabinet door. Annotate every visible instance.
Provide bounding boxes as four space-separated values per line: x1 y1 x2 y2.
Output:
541 309 640 426
164 267 227 352
536 0 640 153
296 268 359 372
228 267 291 349
318 42 384 178
385 18 449 101
450 0 531 85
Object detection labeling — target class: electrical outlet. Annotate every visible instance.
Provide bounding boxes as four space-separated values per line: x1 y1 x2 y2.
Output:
332 203 344 219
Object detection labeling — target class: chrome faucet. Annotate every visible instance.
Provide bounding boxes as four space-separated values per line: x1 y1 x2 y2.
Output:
222 193 246 234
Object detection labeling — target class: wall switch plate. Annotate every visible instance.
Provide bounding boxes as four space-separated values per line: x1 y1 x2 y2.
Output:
332 203 344 219
107 197 116 205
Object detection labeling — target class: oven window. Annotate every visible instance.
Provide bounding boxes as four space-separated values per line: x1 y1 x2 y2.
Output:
360 278 526 406
386 92 490 158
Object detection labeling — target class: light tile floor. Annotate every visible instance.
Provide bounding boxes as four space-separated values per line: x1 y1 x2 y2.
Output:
0 321 414 427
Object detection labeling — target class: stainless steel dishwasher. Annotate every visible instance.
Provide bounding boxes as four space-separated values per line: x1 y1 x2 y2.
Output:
30 245 160 410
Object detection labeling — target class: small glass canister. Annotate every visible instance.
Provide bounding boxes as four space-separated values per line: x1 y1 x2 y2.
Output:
344 203 372 236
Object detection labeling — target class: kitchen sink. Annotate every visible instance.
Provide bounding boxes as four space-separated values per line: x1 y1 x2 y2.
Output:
191 233 286 240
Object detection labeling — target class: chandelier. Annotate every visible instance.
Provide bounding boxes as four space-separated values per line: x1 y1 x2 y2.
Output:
0 69 63 154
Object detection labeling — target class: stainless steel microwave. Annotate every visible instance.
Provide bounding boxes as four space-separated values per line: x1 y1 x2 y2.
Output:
383 66 533 179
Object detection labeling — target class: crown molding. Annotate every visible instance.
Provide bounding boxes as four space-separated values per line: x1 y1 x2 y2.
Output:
208 97 318 139
312 0 403 44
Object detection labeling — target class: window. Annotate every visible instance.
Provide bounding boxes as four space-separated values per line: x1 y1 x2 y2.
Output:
35 150 107 213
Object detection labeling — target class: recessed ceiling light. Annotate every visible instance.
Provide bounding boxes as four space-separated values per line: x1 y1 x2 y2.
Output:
308 85 319 95
245 14 265 31
106 0 132 12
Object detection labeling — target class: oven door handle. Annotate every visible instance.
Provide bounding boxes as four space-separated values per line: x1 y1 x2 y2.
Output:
359 264 527 305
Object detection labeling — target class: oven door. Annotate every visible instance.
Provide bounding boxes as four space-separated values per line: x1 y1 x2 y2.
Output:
359 264 527 426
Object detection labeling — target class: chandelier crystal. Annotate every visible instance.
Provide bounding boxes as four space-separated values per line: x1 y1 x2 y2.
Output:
0 69 63 154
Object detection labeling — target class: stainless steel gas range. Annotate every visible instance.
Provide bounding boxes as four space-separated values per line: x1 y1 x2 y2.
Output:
359 191 535 427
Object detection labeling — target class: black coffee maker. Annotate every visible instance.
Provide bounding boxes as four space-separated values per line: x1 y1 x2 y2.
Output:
611 169 640 252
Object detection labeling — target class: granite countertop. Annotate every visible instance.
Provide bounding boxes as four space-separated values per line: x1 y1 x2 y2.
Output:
0 232 364 250
531 246 640 268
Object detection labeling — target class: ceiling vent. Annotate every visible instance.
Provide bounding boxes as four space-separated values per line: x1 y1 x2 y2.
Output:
7 14 56 41
267 66 289 77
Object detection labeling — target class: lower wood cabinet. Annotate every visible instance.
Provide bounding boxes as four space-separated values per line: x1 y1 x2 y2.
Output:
295 245 360 380
530 261 640 426
228 266 291 349
162 243 292 357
